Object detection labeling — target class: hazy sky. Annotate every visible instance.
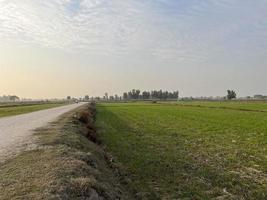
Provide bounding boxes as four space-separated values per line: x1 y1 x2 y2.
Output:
0 0 267 98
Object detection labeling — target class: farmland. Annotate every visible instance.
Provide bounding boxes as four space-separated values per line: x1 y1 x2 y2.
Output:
0 102 69 118
96 102 267 199
175 100 267 112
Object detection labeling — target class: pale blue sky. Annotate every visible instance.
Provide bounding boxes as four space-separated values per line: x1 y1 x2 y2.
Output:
0 0 266 98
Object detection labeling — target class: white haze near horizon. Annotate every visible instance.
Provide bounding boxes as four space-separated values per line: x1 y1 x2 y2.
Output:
0 0 267 98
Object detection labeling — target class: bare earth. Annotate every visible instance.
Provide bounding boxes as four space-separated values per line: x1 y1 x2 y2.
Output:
0 103 87 161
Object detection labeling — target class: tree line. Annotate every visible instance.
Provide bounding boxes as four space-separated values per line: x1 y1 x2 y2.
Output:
76 89 241 102
0 95 20 102
123 89 179 100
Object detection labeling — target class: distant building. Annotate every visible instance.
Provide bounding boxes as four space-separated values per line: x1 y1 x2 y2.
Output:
254 95 267 99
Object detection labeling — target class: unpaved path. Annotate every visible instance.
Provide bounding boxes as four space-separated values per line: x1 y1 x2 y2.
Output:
0 103 87 161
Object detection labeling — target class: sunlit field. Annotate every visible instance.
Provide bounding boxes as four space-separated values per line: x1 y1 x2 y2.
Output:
96 102 267 199
0 102 68 118
175 100 267 112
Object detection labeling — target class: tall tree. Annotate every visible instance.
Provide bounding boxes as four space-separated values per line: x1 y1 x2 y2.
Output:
104 92 108 100
84 95 89 101
227 90 237 100
142 91 150 99
123 92 128 100
115 94 119 100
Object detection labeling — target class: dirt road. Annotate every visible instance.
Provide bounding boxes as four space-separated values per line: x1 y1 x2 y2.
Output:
0 103 87 161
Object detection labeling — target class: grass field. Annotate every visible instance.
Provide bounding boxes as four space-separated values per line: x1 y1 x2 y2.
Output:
0 102 68 118
96 102 267 199
175 100 267 112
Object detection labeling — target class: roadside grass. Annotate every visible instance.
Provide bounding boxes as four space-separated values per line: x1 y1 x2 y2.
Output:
96 103 267 199
0 102 69 118
0 104 132 200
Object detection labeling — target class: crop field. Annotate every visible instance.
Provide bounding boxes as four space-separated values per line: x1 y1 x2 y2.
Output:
0 102 68 118
175 100 267 112
96 102 267 199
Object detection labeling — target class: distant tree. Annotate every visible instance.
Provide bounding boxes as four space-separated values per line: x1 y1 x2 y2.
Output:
123 92 128 100
122 89 179 100
175 91 179 100
127 91 133 99
130 89 137 99
254 95 264 99
84 95 90 101
9 95 20 101
67 96 71 100
109 96 114 100
227 90 237 100
134 89 141 99
171 91 179 100
169 92 173 99
162 91 169 100
142 91 150 99
104 93 108 100
151 90 157 99
115 94 119 100
132 89 136 98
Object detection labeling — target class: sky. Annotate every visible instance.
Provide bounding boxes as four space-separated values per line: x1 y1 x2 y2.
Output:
0 0 267 99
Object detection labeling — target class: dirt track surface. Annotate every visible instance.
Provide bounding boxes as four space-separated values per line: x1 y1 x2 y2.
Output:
0 103 87 161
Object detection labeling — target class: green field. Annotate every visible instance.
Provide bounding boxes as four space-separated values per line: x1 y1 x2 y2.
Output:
96 102 267 199
175 100 267 111
0 102 68 118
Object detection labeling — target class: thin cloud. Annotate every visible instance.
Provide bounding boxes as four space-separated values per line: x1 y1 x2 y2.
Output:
0 0 266 63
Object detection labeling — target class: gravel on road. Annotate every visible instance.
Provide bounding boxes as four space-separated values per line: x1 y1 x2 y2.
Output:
0 103 87 161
